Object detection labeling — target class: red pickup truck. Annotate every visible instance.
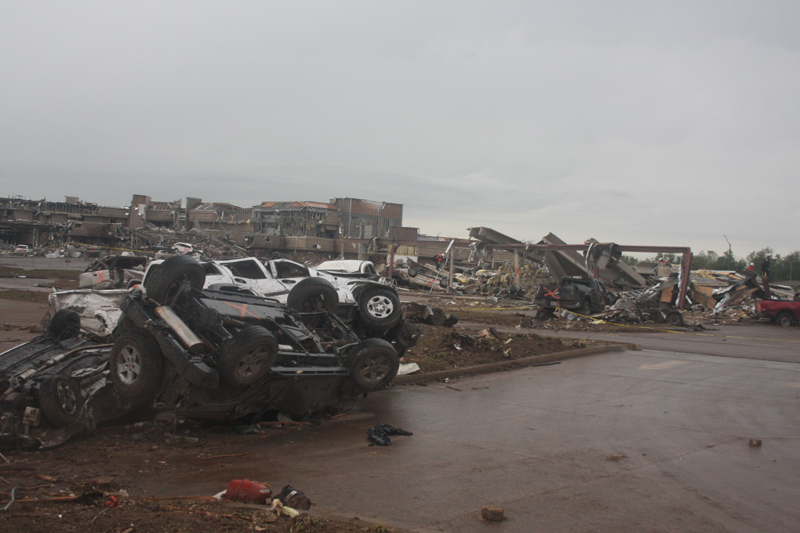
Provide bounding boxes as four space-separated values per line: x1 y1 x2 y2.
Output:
755 298 800 327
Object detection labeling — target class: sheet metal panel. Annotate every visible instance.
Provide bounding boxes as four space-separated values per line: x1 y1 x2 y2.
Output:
332 198 403 219
388 226 419 241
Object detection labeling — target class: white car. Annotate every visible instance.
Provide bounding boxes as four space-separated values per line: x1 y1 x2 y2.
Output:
172 242 194 254
143 257 403 331
316 260 380 279
78 255 147 289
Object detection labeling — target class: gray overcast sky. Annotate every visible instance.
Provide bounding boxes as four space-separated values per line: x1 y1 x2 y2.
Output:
2 1 799 257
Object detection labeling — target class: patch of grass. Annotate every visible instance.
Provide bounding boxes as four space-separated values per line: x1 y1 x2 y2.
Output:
0 289 50 304
290 516 327 532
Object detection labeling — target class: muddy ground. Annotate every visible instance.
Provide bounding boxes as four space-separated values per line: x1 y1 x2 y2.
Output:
0 288 623 533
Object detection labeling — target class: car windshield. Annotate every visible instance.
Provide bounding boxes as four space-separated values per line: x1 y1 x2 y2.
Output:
223 260 266 279
273 261 309 279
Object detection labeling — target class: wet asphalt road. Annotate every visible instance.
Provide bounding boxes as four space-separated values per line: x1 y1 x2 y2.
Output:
154 345 800 532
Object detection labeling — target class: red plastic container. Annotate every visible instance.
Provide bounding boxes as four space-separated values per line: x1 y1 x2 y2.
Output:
224 479 272 504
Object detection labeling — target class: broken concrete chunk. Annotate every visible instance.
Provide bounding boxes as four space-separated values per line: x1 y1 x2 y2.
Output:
481 505 505 521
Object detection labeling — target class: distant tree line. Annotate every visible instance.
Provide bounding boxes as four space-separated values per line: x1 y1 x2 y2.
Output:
620 249 800 282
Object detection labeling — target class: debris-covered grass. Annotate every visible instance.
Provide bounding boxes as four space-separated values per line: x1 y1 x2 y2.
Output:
0 418 416 533
403 324 581 372
0 498 411 533
432 301 705 333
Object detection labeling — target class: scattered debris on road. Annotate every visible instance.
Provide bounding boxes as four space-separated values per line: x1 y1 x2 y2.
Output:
367 421 413 446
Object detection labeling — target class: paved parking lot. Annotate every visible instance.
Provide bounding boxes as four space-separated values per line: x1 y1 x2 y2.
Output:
150 348 800 532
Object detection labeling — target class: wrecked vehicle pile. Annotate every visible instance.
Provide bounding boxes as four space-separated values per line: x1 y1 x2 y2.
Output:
144 255 418 357
0 255 417 449
0 309 110 448
533 276 616 316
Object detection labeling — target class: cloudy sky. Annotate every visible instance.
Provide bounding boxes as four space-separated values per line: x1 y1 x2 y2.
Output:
2 1 799 257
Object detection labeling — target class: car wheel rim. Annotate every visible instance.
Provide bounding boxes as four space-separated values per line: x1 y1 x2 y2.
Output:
236 347 271 379
358 354 390 384
366 295 393 319
118 345 141 385
303 296 326 312
56 381 78 414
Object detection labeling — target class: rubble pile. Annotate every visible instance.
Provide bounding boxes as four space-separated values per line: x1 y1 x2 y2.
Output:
390 227 798 327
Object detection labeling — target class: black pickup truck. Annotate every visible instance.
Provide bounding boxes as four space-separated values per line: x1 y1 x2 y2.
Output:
533 276 615 315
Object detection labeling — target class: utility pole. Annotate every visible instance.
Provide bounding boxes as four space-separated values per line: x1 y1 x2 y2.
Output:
723 235 732 270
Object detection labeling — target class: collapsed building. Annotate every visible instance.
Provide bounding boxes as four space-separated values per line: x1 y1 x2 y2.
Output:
2 194 419 260
389 226 791 324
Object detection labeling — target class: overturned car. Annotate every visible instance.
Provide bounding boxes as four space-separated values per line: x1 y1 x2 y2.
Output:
0 255 418 449
144 256 413 348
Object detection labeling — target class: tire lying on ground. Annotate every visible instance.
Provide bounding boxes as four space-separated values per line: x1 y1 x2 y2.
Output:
443 313 459 327
394 322 422 352
109 330 164 407
144 254 205 305
286 278 339 314
217 326 278 387
358 287 402 330
47 309 81 339
347 338 400 391
427 307 446 326
666 310 684 327
38 375 83 427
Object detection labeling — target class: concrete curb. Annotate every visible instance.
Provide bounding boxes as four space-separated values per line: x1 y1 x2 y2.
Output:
393 342 640 385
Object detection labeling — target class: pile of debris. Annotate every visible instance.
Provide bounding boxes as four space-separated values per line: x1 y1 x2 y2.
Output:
0 254 425 449
390 227 797 328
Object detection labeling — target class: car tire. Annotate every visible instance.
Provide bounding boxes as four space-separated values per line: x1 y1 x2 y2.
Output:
444 313 459 327
666 310 684 327
38 375 83 427
47 309 81 339
109 331 164 406
144 255 205 305
777 311 794 328
428 307 446 326
286 277 339 314
218 326 278 386
647 309 665 323
578 300 591 315
394 322 422 351
407 267 418 278
358 287 402 330
347 338 399 391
